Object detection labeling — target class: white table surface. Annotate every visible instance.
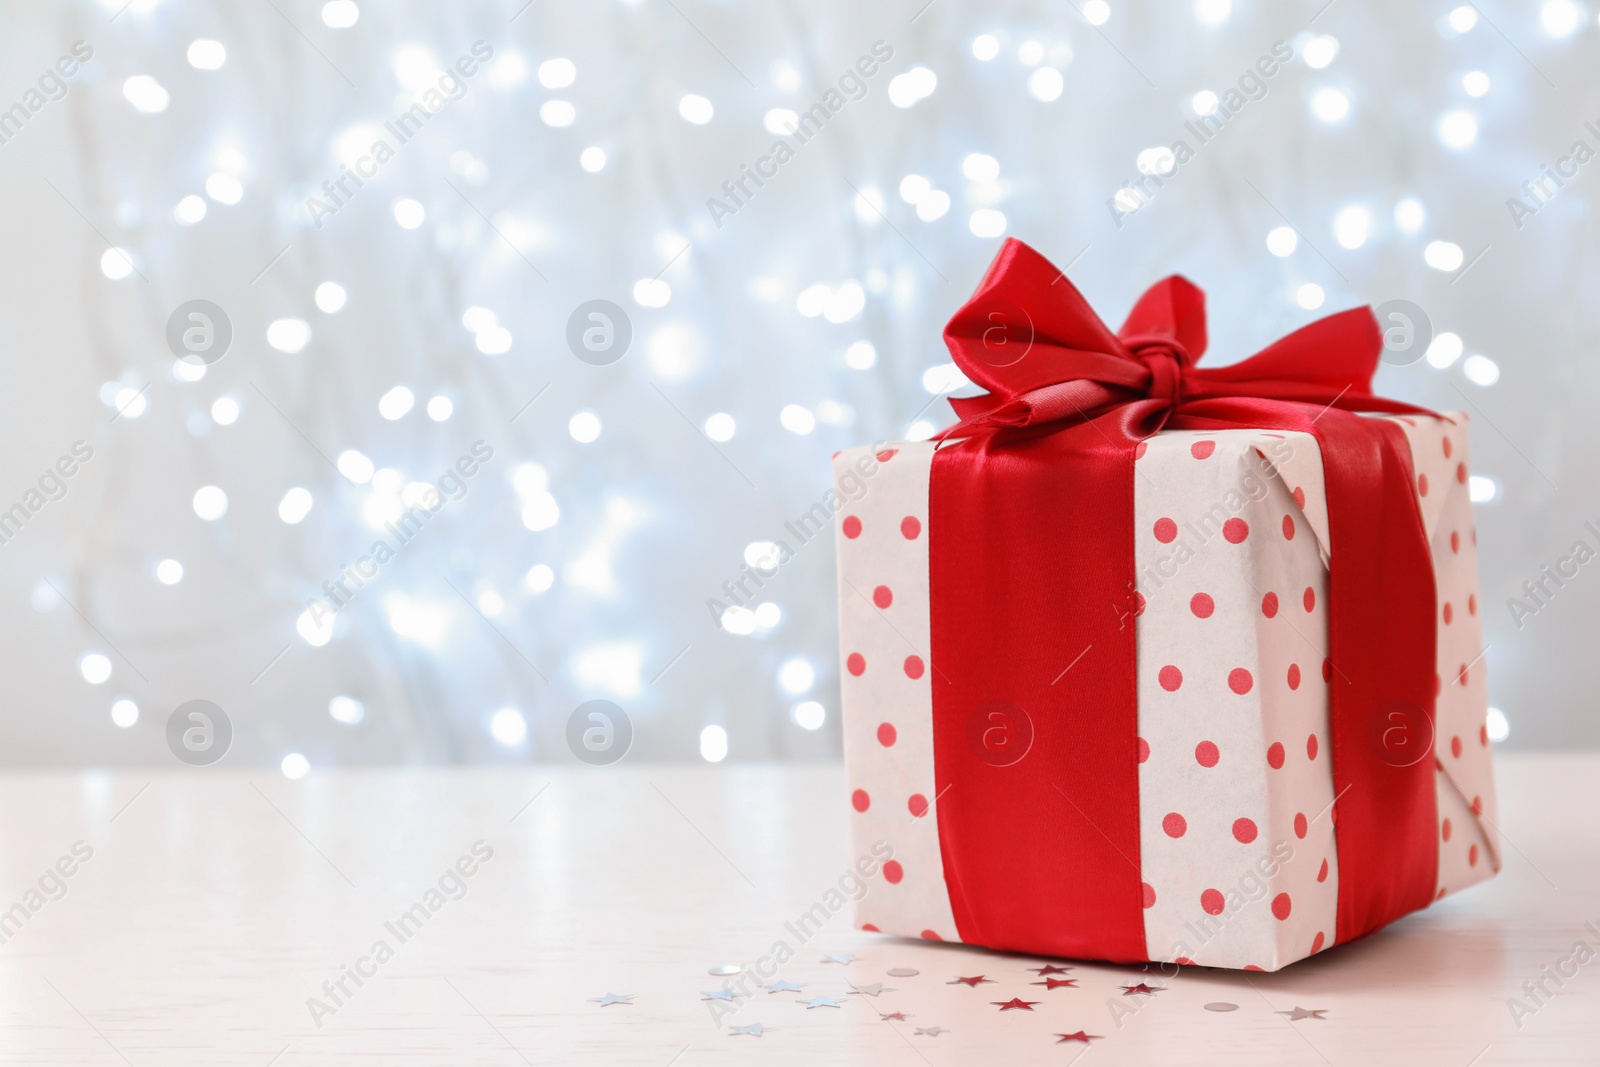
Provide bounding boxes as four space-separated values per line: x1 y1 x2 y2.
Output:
0 752 1593 1065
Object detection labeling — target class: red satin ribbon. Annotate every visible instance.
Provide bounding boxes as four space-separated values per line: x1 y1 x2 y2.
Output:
928 239 1439 961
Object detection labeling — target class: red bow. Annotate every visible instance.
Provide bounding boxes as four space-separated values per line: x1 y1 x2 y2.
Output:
939 238 1426 437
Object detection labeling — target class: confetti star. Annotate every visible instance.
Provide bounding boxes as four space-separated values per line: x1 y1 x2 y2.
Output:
1031 977 1079 990
1121 983 1165 996
914 1026 948 1037
799 994 846 1009
700 989 739 1001
1056 1031 1102 1043
992 997 1041 1012
947 975 995 987
879 1011 911 1021
1032 964 1074 975
763 980 804 993
821 954 856 965
729 1023 772 1037
588 993 634 1006
849 983 893 997
1277 1006 1328 1021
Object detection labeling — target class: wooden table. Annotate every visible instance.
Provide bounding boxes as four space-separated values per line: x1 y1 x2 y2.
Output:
0 753 1592 1064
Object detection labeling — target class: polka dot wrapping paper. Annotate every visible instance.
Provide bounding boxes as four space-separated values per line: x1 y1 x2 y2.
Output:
833 414 1498 972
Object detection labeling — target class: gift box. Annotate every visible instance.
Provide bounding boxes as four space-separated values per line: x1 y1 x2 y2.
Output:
833 239 1499 971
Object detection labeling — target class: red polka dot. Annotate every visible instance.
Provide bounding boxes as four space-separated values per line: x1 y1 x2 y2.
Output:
1441 818 1452 842
876 722 896 747
1443 602 1453 624
1458 663 1469 686
1450 531 1460 554
1195 741 1220 767
1471 795 1482 816
1468 594 1477 615
1435 673 1442 697
1303 586 1316 612
1243 965 1264 972
1443 436 1453 458
920 929 942 940
1287 663 1301 690
1133 591 1146 617
1271 893 1292 920
907 794 928 818
851 789 870 812
876 448 898 462
1223 518 1249 543
1307 733 1319 760
1436 887 1448 900
1232 818 1258 843
1228 668 1253 694
1137 736 1150 763
1261 592 1279 618
1418 473 1429 497
1317 858 1329 883
1480 724 1489 747
1135 440 1149 460
1282 514 1295 540
903 655 925 679
883 860 903 884
1322 658 1332 682
1175 957 1195 966
1159 665 1183 691
847 653 866 676
1200 889 1225 915
1141 882 1157 908
1162 812 1187 838
873 585 893 609
1294 812 1308 838
1292 486 1306 508
1469 844 1480 867
862 923 880 932
901 516 922 539
1456 462 1467 484
1267 742 1285 769
1154 517 1178 543
1190 593 1214 618
1451 735 1463 758
842 516 862 539
1311 931 1326 953
1191 440 1216 460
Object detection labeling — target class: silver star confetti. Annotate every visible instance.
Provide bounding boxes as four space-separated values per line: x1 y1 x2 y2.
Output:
914 1026 948 1037
588 993 634 1007
848 983 893 997
700 989 739 1001
708 965 742 976
763 980 804 993
886 967 920 977
821 954 856 965
730 1023 772 1037
1277 1006 1328 1021
799 995 845 1009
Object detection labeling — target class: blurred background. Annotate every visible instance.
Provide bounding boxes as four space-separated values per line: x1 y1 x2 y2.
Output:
1 0 1593 771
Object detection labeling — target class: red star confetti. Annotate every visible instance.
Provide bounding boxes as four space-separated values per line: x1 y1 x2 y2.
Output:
947 975 995 987
1121 984 1165 996
1031 978 1078 990
879 1012 910 1021
1056 1031 1102 1043
992 998 1040 1012
1032 965 1074 975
